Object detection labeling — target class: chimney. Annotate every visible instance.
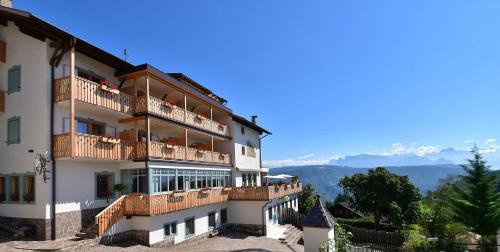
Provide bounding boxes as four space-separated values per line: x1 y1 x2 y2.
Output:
251 115 257 124
0 0 12 8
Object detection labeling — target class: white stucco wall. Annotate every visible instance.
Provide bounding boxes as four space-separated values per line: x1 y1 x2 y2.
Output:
303 226 334 252
55 160 122 213
231 121 261 172
0 21 52 219
228 200 265 225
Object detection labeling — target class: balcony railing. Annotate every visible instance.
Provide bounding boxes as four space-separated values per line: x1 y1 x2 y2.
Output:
54 134 230 165
135 95 230 137
228 183 303 201
54 76 134 114
95 183 302 236
136 141 231 165
53 133 136 160
54 76 230 137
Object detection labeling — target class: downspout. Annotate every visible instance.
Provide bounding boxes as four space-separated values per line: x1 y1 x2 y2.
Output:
259 132 270 185
261 200 272 236
50 64 56 240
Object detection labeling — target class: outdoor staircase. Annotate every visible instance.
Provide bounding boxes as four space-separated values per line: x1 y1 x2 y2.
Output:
279 224 302 245
75 224 97 239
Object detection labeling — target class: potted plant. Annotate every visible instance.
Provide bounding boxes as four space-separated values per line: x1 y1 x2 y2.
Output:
222 186 232 192
173 190 187 197
163 99 176 108
196 112 208 120
199 187 211 194
99 80 120 94
113 184 125 197
163 139 176 149
10 193 19 202
22 192 34 203
100 135 120 144
291 175 299 184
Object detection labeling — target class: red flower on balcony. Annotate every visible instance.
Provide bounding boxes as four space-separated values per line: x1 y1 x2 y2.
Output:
196 112 208 119
218 121 226 127
163 139 176 145
100 80 118 89
163 99 177 107
10 193 19 202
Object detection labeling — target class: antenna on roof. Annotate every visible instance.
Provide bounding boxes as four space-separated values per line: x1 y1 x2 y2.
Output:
123 48 128 62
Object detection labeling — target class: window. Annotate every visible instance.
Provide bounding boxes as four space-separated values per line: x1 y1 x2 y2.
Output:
220 208 227 225
23 175 35 202
208 212 216 228
77 67 104 83
96 172 113 199
8 65 21 94
105 126 117 138
241 126 245 134
268 207 273 220
9 176 19 201
247 147 256 158
163 222 177 237
241 146 246 155
185 217 195 237
7 117 20 144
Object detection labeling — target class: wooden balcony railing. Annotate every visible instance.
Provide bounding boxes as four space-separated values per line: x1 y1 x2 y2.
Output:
135 96 230 137
95 183 301 236
54 76 134 114
136 141 231 165
53 133 136 160
95 195 127 236
228 183 303 201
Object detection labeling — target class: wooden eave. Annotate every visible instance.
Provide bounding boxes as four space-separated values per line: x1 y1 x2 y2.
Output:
116 65 232 114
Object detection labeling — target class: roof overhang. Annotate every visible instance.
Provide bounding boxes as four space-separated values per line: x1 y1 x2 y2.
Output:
232 114 271 135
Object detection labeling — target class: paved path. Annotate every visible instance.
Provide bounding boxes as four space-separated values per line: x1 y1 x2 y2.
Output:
0 230 304 252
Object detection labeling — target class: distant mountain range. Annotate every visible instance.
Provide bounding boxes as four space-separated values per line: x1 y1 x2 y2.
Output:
270 164 466 201
329 148 500 169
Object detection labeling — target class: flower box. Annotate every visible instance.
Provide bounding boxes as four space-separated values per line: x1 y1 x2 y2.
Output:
173 190 187 197
222 187 232 192
199 188 211 194
163 99 176 108
100 136 120 144
99 80 120 94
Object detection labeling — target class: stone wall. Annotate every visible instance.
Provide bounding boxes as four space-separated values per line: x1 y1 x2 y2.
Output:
230 223 264 235
0 217 51 240
55 207 104 239
99 230 149 245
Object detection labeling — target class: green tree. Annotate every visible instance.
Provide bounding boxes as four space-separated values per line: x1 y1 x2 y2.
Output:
298 184 316 215
339 167 421 226
450 147 500 250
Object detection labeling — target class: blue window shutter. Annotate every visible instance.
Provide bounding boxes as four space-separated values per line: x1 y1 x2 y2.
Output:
8 65 21 94
7 117 20 144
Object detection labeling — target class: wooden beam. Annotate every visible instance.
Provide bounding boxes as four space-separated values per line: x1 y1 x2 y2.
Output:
69 45 76 157
118 116 146 124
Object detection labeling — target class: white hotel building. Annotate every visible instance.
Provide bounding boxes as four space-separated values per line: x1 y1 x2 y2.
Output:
0 2 301 246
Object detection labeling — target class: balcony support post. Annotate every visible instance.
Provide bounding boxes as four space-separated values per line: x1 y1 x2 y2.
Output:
210 106 213 131
69 45 76 157
211 136 214 162
183 93 187 122
184 129 188 160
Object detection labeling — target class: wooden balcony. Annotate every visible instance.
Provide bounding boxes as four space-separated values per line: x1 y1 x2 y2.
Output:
54 76 134 114
135 95 230 137
95 183 301 236
53 133 136 160
136 141 231 165
53 134 230 165
228 183 303 201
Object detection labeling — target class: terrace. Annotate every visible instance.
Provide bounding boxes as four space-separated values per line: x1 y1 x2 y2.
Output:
95 183 302 236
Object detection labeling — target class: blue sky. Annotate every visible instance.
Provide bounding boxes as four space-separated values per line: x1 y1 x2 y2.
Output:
17 1 500 167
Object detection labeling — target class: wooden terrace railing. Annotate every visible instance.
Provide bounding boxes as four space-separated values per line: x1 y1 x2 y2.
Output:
136 141 231 165
54 76 134 114
95 183 302 236
53 133 136 160
228 183 303 201
135 96 230 137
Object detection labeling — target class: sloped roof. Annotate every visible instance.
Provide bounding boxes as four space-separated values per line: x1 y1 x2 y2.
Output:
303 195 336 228
338 201 365 217
232 114 271 135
